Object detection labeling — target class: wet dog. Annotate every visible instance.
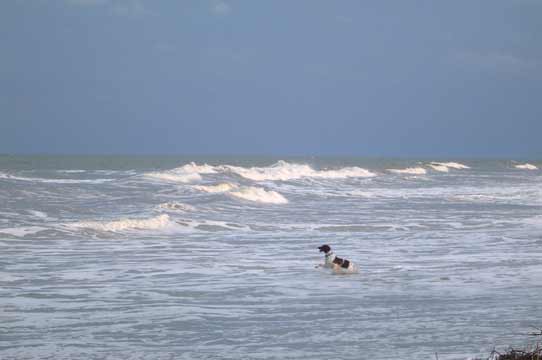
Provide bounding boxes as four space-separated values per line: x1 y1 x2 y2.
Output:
317 244 358 274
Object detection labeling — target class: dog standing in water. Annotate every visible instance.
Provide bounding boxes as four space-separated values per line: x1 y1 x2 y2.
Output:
317 244 359 274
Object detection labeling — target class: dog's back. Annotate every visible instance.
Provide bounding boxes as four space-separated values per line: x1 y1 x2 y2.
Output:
329 254 358 274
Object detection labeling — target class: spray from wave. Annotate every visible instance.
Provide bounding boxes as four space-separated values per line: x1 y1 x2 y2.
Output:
229 186 289 204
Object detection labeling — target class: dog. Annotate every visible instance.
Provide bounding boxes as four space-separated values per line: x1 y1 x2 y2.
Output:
317 244 358 274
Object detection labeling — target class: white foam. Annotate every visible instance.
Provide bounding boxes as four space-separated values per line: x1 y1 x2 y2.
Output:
145 172 201 183
0 226 48 237
515 163 538 170
144 162 221 183
27 210 48 219
176 162 217 174
428 164 450 172
0 173 113 184
432 162 470 169
387 167 427 175
523 215 542 227
158 202 196 212
193 182 237 193
229 186 288 204
71 214 172 232
226 160 375 181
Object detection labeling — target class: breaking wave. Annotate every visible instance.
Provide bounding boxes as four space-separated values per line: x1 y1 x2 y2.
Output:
515 163 538 170
71 214 173 232
176 162 217 174
387 167 427 175
434 162 470 169
229 186 288 204
145 172 201 183
225 160 375 181
193 183 237 193
428 164 449 172
144 162 219 183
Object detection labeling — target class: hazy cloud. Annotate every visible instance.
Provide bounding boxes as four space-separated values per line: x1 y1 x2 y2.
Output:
451 50 538 73
211 1 231 16
65 0 151 17
65 0 110 6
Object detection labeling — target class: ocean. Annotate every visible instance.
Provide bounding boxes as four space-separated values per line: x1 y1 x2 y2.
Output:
1 155 541 359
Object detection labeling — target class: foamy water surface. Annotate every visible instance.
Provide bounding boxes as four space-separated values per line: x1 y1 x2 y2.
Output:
1 156 541 359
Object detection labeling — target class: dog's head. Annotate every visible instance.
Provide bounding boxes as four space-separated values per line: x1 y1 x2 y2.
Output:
318 244 331 254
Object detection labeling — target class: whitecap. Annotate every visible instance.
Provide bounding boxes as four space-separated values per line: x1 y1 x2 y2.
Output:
428 164 450 172
387 167 427 175
229 186 288 204
175 162 217 174
432 162 470 169
144 161 220 183
515 163 538 170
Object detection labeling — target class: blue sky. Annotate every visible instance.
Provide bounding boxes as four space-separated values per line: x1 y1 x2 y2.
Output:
1 0 541 157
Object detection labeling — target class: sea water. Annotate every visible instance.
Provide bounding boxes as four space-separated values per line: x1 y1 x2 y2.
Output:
1 156 541 359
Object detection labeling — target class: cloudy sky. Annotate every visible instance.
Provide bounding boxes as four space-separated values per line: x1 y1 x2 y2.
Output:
1 0 541 157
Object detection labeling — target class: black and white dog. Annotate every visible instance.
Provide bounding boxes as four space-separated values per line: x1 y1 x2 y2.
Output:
317 244 358 274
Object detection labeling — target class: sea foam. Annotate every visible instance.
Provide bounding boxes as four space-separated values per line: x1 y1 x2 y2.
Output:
229 186 288 204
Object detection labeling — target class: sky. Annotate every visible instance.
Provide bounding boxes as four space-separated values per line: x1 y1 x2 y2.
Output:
1 0 541 158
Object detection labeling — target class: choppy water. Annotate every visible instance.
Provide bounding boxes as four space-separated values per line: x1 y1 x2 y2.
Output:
1 155 541 359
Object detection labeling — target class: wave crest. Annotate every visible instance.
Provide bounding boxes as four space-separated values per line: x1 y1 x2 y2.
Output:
229 186 288 204
429 162 470 172
226 161 375 181
145 172 201 183
193 183 237 193
387 167 427 175
515 163 538 170
433 162 470 169
72 214 172 232
175 162 217 174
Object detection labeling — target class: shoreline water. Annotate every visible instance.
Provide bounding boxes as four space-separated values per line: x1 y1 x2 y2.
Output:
1 156 541 359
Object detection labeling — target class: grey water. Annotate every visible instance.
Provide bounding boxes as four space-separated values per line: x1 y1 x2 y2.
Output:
1 155 541 359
